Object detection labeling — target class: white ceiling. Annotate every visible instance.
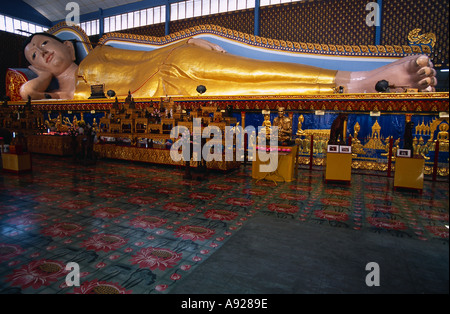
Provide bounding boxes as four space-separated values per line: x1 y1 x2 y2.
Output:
22 0 143 22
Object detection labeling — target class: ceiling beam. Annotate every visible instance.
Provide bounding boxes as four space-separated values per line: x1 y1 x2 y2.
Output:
0 0 52 27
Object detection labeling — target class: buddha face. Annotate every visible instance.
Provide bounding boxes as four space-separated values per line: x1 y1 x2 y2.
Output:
24 34 75 76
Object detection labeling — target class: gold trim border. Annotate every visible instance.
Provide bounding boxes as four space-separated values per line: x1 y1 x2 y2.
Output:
98 24 427 57
7 92 449 114
9 91 450 104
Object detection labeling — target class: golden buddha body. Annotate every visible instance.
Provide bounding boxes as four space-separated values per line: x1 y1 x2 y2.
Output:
74 39 337 99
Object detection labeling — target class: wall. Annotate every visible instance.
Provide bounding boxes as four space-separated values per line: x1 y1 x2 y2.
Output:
260 0 375 46
382 0 449 68
0 31 29 98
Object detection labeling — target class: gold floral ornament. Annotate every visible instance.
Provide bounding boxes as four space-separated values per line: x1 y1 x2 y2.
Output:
408 28 436 51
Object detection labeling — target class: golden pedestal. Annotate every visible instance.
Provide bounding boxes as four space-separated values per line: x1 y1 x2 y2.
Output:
325 152 352 183
394 156 424 191
93 144 241 171
2 153 32 173
27 135 73 156
252 145 299 184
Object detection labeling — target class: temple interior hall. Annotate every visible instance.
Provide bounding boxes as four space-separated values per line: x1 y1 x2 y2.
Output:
0 0 448 301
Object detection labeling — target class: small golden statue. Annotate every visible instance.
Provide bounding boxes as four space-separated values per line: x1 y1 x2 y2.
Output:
413 137 432 160
273 107 292 143
352 122 367 156
261 110 271 138
353 121 360 138
296 115 305 136
55 113 63 131
92 118 98 132
436 122 449 152
381 136 400 158
437 122 449 142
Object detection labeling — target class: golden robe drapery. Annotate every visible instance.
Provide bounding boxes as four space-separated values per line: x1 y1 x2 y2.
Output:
74 39 337 99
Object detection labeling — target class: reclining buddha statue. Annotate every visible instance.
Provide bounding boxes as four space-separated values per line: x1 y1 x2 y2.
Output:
20 32 437 101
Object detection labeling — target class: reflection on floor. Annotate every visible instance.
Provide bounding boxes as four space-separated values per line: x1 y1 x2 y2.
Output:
0 154 448 294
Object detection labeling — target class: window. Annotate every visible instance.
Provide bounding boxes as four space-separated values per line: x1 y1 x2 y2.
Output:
202 0 210 16
13 19 21 35
5 16 14 33
101 0 304 33
0 14 47 36
115 15 121 31
147 8 154 25
211 0 219 14
121 14 128 31
134 11 140 27
109 16 115 32
0 15 4 32
103 4 166 33
154 6 162 24
128 12 134 29
140 9 147 27
237 0 247 10
80 20 99 36
169 0 257 21
21 21 29 34
29 23 36 34
193 0 202 17
228 0 237 11
85 21 89 35
171 3 179 21
186 1 194 19
179 2 186 20
104 17 110 33
261 0 302 6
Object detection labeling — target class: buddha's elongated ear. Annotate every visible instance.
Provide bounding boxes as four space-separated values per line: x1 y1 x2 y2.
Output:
63 40 76 62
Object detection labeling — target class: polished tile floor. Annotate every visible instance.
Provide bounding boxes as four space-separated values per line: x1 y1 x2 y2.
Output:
0 154 448 294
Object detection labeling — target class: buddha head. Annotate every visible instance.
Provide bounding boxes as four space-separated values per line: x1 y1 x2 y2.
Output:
23 33 76 77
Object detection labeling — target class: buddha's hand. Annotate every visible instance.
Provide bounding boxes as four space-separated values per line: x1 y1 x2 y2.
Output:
19 65 54 100
187 38 227 53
